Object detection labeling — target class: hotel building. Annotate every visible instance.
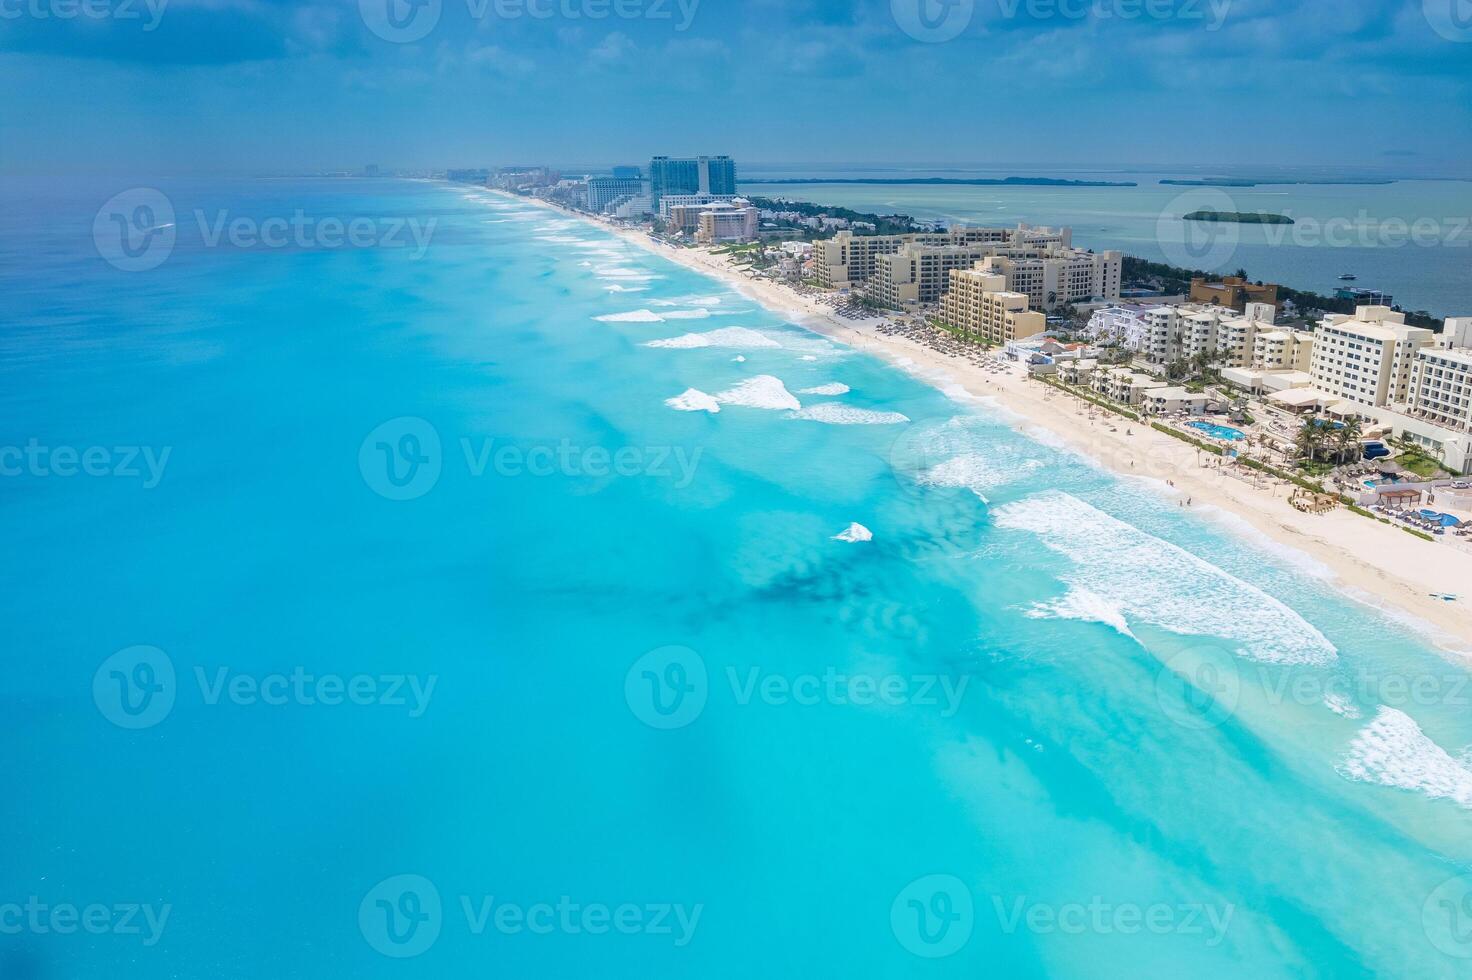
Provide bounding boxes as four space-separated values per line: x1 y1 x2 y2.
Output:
867 243 1010 308
1090 302 1284 370
811 225 1071 290
695 204 759 244
648 155 737 206
586 176 647 213
1306 306 1434 408
937 269 1047 345
974 249 1122 312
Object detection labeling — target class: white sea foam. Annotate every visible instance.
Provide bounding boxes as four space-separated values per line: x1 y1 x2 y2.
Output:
1324 693 1362 719
715 375 801 411
660 309 720 320
1023 588 1134 638
833 523 874 543
732 355 746 363
665 389 721 413
645 327 781 350
800 355 819 362
604 284 648 293
596 266 659 281
654 295 724 307
920 455 1044 493
993 491 1338 665
799 383 850 396
595 309 665 323
789 404 909 425
1340 707 1472 808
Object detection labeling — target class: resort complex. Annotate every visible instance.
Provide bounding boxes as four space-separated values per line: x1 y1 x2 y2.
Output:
486 156 1472 546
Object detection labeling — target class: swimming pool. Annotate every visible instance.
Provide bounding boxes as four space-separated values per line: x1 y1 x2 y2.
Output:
1188 420 1247 442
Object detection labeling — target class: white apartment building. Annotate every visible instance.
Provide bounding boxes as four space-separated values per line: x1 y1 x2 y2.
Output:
1088 301 1286 370
1252 329 1316 372
1406 346 1472 431
1092 368 1166 406
811 225 1070 289
1307 306 1434 408
937 269 1047 345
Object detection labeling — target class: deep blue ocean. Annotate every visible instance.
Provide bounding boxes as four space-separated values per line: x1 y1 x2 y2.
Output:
4 177 1472 977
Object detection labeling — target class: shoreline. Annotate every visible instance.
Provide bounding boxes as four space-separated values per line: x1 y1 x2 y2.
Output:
497 190 1472 649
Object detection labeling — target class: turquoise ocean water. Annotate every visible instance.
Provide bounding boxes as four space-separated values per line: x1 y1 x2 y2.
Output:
4 177 1472 977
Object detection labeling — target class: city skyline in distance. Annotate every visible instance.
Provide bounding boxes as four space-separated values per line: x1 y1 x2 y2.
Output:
3 0 1471 176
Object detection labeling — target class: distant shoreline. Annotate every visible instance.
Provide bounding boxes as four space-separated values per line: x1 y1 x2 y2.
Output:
1162 178 1396 187
743 177 1138 188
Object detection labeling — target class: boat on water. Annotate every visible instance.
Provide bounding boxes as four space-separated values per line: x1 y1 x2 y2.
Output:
1338 274 1357 280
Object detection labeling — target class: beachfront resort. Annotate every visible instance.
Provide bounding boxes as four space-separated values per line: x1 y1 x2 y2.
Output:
486 157 1472 549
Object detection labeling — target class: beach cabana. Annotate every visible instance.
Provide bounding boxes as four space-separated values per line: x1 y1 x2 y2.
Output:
1379 487 1424 510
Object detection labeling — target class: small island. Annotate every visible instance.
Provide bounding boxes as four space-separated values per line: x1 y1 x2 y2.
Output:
1183 209 1296 224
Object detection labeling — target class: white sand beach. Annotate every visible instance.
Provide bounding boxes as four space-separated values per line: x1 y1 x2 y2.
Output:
509 193 1472 648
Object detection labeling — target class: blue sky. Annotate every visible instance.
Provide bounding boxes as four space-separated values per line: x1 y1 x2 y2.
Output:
2 0 1470 175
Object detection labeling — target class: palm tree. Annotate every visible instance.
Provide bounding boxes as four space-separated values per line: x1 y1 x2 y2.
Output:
1334 417 1363 464
1296 419 1325 464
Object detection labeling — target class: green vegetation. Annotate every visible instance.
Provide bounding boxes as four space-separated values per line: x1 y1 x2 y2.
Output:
1038 376 1140 421
1120 256 1444 331
1289 417 1364 479
744 196 921 236
1183 210 1295 225
1152 423 1225 456
928 317 993 347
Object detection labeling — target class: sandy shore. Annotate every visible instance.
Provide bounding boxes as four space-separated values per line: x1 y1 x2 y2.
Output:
509 193 1472 648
